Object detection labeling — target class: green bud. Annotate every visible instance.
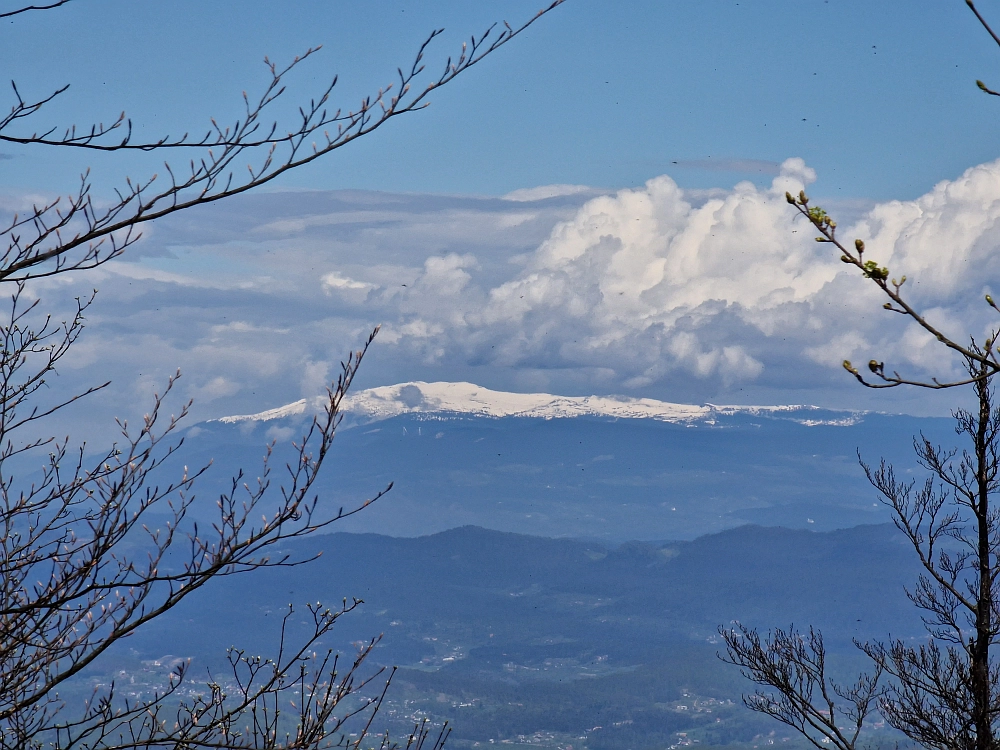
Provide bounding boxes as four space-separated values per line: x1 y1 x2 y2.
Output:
868 360 882 373
987 294 995 306
841 255 852 263
855 239 865 252
883 302 892 309
862 260 889 281
799 190 808 204
785 191 795 204
978 79 990 91
843 360 858 375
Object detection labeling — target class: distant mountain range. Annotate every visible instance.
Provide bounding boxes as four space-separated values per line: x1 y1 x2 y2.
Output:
214 380 865 427
164 382 958 542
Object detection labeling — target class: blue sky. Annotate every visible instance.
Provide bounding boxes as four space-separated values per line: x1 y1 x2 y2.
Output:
5 0 998 198
5 0 1000 431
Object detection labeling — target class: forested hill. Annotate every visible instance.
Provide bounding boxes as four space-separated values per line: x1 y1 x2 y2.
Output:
118 522 923 749
143 522 922 658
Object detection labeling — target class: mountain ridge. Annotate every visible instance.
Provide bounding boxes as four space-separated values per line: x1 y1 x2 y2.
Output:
212 380 866 427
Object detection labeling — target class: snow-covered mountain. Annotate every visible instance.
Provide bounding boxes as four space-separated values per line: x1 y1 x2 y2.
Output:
184 381 951 542
214 381 863 428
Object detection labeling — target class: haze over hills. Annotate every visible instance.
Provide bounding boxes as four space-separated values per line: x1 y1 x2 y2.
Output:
120 523 920 750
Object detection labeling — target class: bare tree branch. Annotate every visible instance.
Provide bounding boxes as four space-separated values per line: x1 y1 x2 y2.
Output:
0 0 70 20
0 2 570 746
0 2 566 283
720 623 883 750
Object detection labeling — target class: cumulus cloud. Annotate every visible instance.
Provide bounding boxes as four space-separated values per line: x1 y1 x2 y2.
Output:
432 159 828 386
394 159 1000 401
21 160 1000 436
321 272 376 302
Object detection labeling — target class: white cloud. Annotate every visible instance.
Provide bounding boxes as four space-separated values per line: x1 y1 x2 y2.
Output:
372 157 1000 401
23 162 1000 436
193 376 242 402
300 360 332 398
321 272 377 302
321 273 375 292
502 184 599 202
210 321 290 336
382 158 831 388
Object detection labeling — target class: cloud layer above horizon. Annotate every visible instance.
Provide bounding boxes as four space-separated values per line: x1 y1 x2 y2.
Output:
14 157 1000 434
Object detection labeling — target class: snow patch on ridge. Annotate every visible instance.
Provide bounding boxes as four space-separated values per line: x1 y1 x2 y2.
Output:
349 382 710 422
215 398 318 424
212 381 863 427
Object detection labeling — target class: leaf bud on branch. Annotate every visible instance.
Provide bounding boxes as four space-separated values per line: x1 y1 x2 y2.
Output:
862 260 889 281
